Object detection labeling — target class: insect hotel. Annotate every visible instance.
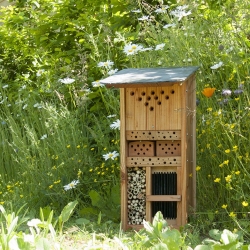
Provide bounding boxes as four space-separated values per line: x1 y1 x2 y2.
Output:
100 66 199 230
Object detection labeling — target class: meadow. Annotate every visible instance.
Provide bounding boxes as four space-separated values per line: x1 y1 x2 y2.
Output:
0 0 250 248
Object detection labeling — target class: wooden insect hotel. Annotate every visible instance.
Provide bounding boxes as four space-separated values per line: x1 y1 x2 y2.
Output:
100 66 199 230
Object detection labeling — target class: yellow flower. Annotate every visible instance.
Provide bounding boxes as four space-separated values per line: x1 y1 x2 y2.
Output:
225 149 230 153
67 145 70 148
232 146 238 151
235 171 240 175
207 107 213 112
229 212 236 218
242 201 248 207
225 175 232 183
223 160 229 165
0 202 4 205
234 97 239 101
196 166 201 171
222 204 227 209
214 178 221 183
202 87 216 98
54 180 61 184
76 145 80 148
219 163 224 168
91 148 95 151
89 169 93 172
49 185 53 189
20 195 24 198
206 144 210 149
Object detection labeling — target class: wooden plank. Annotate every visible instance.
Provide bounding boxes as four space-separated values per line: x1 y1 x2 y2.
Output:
125 88 135 130
126 156 182 167
146 86 156 130
120 88 128 230
146 195 181 201
176 167 182 227
146 167 152 222
126 130 181 140
135 87 147 130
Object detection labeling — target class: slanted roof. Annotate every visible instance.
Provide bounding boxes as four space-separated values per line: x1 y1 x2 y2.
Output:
100 66 199 88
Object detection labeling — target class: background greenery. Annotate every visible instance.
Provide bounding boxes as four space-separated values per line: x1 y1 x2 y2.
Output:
0 0 250 245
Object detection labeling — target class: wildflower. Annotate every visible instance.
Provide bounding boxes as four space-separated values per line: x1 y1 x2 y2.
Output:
234 89 243 95
63 180 80 191
235 171 240 175
67 145 70 148
23 104 28 109
131 9 141 13
2 84 8 89
138 15 150 21
36 69 45 76
242 201 248 207
232 145 238 151
107 69 118 76
40 134 47 140
110 119 120 130
155 43 165 51
229 212 236 218
222 204 227 209
155 5 169 14
107 114 116 118
27 218 42 233
59 77 75 84
207 107 212 112
33 103 43 109
76 145 80 148
92 80 105 88
214 178 220 183
225 149 230 153
97 60 114 68
210 61 223 69
225 175 232 182
202 88 216 97
54 180 61 184
222 89 232 96
196 166 201 171
223 160 229 165
123 43 144 55
170 6 191 21
49 185 53 189
103 151 119 161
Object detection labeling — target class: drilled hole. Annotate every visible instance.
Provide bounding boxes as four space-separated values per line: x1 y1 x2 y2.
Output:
161 90 164 94
145 102 149 106
141 91 146 96
157 101 161 105
165 95 169 100
151 90 155 95
171 90 175 94
150 106 154 111
130 91 134 96
138 97 142 101
147 96 151 101
154 96 158 100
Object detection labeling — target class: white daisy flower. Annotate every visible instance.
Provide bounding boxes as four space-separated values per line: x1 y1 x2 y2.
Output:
59 77 75 84
155 43 165 51
210 61 223 69
123 43 144 55
138 15 150 21
107 69 118 75
163 23 176 29
155 5 169 14
2 85 8 89
63 180 80 191
103 151 119 161
170 6 191 21
40 134 47 140
36 69 45 77
110 119 120 130
92 80 105 87
23 104 28 110
97 60 114 68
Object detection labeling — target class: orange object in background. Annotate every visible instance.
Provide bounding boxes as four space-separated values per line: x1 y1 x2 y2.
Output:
202 87 216 97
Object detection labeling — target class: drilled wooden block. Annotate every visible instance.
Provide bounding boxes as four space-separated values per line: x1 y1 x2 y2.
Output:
156 141 181 156
128 141 155 157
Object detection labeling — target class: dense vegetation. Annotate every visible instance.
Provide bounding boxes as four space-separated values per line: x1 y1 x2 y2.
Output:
0 0 250 248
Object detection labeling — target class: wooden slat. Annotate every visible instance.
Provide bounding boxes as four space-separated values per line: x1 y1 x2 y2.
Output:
125 88 135 130
126 130 181 140
146 195 181 201
146 167 151 222
126 156 181 167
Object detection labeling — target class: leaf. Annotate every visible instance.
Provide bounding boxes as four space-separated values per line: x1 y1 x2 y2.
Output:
75 218 90 225
152 242 169 250
209 229 222 241
60 200 78 223
89 190 101 207
111 184 120 205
